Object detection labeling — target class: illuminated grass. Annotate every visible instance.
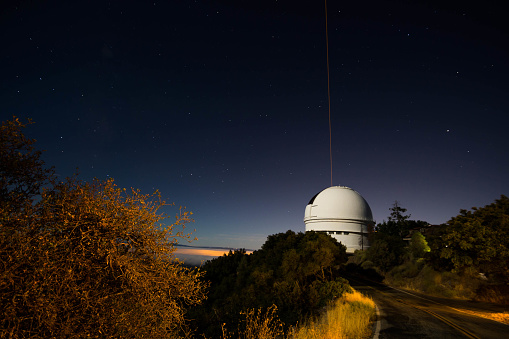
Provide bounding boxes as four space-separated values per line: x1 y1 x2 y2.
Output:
289 289 376 339
218 290 376 339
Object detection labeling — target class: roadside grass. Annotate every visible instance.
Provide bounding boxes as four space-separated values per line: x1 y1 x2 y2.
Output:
474 284 509 305
384 262 509 324
289 289 376 339
352 249 509 306
218 289 376 339
385 262 479 300
220 305 285 339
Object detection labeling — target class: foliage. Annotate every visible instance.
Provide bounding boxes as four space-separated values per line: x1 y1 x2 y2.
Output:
375 201 429 238
426 226 455 273
375 201 409 237
384 263 480 300
352 196 509 305
192 230 350 337
0 118 206 338
368 202 430 273
221 305 285 339
474 284 509 305
376 201 429 237
376 219 429 238
409 231 430 259
289 289 375 339
387 200 410 224
0 117 54 213
437 195 509 280
365 233 406 273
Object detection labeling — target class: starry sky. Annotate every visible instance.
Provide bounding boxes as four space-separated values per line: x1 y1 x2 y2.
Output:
2 0 508 250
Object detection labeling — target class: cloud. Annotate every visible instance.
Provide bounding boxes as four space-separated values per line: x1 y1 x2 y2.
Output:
174 246 253 266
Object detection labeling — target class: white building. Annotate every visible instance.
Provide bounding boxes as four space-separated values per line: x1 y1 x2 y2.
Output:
304 186 374 253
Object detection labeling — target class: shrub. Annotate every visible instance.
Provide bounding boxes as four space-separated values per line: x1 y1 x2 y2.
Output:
0 118 207 338
192 231 350 337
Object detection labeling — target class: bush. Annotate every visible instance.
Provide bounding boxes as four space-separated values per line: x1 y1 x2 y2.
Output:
0 118 207 338
366 234 405 273
192 231 350 337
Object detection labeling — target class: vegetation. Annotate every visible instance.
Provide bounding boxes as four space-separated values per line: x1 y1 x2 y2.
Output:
12 114 508 337
289 289 376 339
384 262 480 299
409 231 430 259
432 195 509 280
220 305 285 339
0 118 207 338
352 198 509 305
219 289 376 339
375 201 429 238
1 117 377 338
191 230 351 338
365 233 405 273
0 118 54 213
367 201 430 273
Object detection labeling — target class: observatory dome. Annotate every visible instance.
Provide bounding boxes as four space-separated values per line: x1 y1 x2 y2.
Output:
304 186 373 253
305 186 373 223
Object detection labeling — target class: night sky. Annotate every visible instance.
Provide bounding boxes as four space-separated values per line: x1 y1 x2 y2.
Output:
2 0 508 251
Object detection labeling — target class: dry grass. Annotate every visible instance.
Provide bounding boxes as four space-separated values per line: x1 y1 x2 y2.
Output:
289 289 376 339
385 263 480 300
474 284 509 305
217 290 375 339
221 305 285 339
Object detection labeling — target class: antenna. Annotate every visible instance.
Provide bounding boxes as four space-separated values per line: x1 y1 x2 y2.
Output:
325 0 333 187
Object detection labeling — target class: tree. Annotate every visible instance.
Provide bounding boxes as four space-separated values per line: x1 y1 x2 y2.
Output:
192 231 350 337
438 196 509 280
366 234 406 272
370 201 432 273
0 118 207 338
376 201 429 238
409 231 430 259
387 201 410 224
0 117 53 213
376 201 411 237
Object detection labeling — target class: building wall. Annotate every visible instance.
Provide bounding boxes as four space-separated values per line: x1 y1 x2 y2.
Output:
305 219 371 253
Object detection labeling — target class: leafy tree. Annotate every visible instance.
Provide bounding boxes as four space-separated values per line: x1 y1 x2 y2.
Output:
438 196 509 280
192 231 350 337
370 201 432 273
366 234 406 272
409 231 430 259
0 118 206 338
426 225 455 272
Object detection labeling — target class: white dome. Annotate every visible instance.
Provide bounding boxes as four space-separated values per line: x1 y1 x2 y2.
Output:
304 186 373 223
304 186 373 253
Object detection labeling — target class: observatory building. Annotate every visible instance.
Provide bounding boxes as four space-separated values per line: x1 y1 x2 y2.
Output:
304 186 374 253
